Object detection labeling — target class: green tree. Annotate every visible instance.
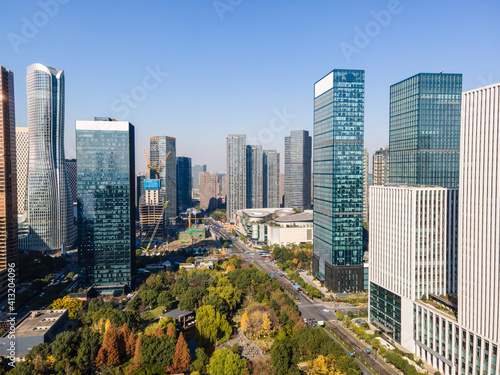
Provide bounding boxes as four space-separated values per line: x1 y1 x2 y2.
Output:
207 348 248 375
191 347 209 374
270 331 298 375
336 310 344 320
196 305 232 343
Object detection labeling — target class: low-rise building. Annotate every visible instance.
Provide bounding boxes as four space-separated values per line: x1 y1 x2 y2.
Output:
267 211 313 246
235 208 295 245
0 309 68 361
161 309 195 330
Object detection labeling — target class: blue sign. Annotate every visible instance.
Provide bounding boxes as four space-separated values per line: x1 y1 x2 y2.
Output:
270 273 274 277
231 236 234 239
350 353 354 357
144 179 161 190
294 284 300 289
277 271 281 274
366 349 371 354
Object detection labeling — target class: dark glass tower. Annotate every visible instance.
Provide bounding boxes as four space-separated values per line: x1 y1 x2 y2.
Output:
150 136 176 222
176 156 192 213
76 118 135 294
284 130 312 211
312 69 365 292
389 73 462 188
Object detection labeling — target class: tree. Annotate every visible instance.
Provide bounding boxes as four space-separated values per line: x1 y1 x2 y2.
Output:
96 325 121 367
168 332 191 373
121 323 135 357
50 295 83 319
196 305 232 343
308 355 342 375
336 310 344 320
186 256 196 264
191 347 209 374
241 311 249 332
271 330 298 375
166 323 176 337
207 348 249 375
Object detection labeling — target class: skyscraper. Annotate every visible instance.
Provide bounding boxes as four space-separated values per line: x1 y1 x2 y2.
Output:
150 136 176 222
192 164 206 189
15 127 29 214
246 144 263 208
284 130 312 211
372 145 389 186
279 173 284 207
176 156 192 213
0 66 18 300
363 148 369 223
199 172 218 210
226 134 246 222
135 173 146 220
21 64 76 253
76 118 135 293
312 69 365 292
263 150 280 208
389 73 462 188
65 159 77 204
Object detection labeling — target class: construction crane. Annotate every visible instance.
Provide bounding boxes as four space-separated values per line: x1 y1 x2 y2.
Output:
144 149 171 179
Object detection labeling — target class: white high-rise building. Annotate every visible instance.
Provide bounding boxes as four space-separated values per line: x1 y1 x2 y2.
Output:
373 145 389 186
227 134 246 221
369 186 458 346
15 127 29 214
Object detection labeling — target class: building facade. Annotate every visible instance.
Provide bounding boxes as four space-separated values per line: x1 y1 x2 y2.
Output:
21 64 76 253
0 66 18 300
363 148 369 223
176 156 192 213
246 144 263 209
199 172 218 210
373 145 389 186
15 127 29 215
150 136 176 222
65 159 77 204
284 130 312 211
76 119 135 294
369 186 458 344
389 73 462 188
312 69 365 292
226 134 246 222
263 150 280 208
191 164 206 189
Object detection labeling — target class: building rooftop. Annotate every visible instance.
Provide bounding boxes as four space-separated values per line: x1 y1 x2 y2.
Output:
8 310 68 338
273 212 313 223
163 309 193 320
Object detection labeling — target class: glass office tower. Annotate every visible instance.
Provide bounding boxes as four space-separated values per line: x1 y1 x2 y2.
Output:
76 118 135 294
176 156 192 213
389 73 462 188
150 136 176 222
312 69 365 292
22 63 76 253
284 130 312 211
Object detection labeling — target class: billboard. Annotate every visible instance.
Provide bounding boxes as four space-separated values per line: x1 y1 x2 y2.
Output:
144 179 161 190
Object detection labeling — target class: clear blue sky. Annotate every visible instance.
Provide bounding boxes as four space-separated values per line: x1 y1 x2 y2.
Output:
1 0 499 173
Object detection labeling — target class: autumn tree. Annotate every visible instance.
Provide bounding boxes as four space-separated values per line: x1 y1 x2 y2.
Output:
120 323 135 357
50 295 83 319
168 332 191 373
308 355 342 375
96 325 121 367
154 325 164 337
166 323 176 337
241 311 249 332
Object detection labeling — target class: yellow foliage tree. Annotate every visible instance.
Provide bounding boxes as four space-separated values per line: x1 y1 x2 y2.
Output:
226 263 236 273
50 295 83 319
241 311 249 333
308 355 342 375
261 313 272 336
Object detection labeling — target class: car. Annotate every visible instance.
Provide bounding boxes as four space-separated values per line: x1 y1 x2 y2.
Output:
303 318 307 322
323 309 329 312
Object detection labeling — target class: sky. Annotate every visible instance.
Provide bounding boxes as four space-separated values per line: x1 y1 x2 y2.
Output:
1 0 499 174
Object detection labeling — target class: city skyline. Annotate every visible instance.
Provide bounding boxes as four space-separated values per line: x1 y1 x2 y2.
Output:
1 1 499 173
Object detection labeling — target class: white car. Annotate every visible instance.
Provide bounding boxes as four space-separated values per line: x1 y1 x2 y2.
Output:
323 309 329 312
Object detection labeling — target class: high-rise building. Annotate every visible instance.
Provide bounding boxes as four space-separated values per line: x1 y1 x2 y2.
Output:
389 73 462 188
66 159 77 204
15 127 29 214
312 69 365 292
199 172 218 210
76 118 135 294
369 186 458 345
221 173 227 199
279 173 284 207
263 150 280 208
176 156 192 213
192 164 206 189
284 130 312 211
246 145 263 208
226 134 246 222
135 173 146 220
0 66 18 300
150 136 176 222
373 145 389 186
21 64 76 253
363 148 369 223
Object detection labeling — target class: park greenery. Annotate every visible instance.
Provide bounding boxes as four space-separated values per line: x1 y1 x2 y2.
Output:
8 254 365 375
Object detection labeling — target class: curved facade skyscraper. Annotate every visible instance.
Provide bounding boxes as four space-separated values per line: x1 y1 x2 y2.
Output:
21 63 76 253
